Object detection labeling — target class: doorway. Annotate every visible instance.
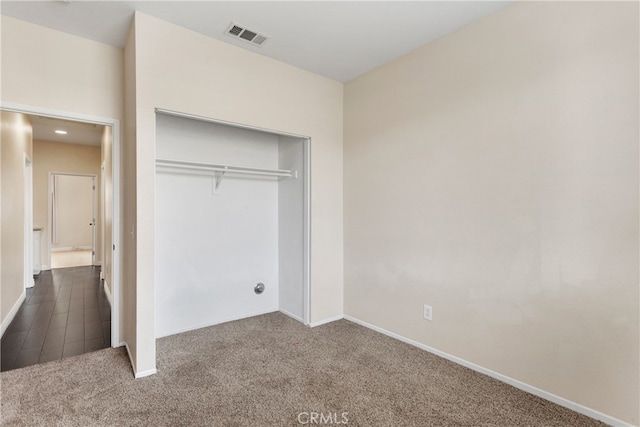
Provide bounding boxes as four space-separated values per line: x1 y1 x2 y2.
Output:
49 173 97 269
0 101 121 348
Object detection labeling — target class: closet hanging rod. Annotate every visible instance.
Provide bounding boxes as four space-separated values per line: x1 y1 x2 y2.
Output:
156 158 296 179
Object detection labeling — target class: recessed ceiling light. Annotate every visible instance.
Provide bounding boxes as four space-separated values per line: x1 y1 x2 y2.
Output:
54 130 67 135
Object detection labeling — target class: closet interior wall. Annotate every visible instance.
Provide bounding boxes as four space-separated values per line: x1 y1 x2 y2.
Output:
154 113 307 338
278 136 306 322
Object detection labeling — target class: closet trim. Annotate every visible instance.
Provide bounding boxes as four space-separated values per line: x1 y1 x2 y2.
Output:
155 108 309 139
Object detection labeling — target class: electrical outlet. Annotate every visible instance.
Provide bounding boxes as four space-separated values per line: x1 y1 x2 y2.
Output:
423 304 433 321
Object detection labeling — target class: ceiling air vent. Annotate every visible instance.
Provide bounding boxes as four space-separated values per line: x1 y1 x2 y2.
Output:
225 22 270 47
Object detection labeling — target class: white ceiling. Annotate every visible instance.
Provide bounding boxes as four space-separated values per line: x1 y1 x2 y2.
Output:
0 1 514 83
30 116 104 147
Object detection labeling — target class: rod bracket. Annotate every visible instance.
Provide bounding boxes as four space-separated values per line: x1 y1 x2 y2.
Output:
212 170 226 194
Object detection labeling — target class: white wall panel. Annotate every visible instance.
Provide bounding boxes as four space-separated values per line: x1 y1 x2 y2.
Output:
155 114 280 337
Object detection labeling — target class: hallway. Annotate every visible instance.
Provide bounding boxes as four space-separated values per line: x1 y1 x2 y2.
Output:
1 266 111 371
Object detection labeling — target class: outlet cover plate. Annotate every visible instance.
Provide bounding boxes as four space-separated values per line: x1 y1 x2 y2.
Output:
423 304 432 321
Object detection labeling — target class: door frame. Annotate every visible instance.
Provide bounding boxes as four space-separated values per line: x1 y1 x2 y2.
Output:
303 137 310 326
24 154 34 289
101 161 106 280
1 101 122 347
48 172 98 266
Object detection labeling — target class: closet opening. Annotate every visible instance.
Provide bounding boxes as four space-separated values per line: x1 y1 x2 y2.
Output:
154 110 310 338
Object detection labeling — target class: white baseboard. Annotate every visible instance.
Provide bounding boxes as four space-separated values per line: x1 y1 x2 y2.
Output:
1 290 26 337
279 308 304 323
344 315 633 427
135 368 157 379
52 246 92 252
42 264 51 271
124 342 157 379
103 280 113 307
308 314 344 328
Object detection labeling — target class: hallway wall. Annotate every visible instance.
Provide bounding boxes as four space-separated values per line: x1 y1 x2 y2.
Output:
0 111 33 333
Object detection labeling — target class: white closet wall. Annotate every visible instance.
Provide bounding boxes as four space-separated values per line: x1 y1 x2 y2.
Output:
155 113 307 338
278 136 306 321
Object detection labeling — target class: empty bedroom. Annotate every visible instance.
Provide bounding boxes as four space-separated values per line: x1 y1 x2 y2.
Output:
0 1 638 426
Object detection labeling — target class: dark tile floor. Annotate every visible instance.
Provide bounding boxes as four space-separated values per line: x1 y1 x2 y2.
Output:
1 266 111 372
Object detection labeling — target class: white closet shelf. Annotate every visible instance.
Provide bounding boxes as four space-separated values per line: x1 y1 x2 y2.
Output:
155 158 298 179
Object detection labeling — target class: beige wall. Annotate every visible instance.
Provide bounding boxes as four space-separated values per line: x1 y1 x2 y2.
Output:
1 111 33 330
1 19 3 333
32 140 102 267
0 114 2 329
122 21 138 370
1 15 123 120
125 11 343 373
344 2 639 424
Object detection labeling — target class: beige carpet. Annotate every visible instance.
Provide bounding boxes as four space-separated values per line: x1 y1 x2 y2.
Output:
1 313 605 426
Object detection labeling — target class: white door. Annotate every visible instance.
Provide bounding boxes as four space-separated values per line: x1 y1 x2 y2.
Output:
51 174 96 267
